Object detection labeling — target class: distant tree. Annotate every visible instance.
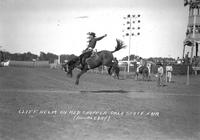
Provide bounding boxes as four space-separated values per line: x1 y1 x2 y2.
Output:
0 51 4 62
146 57 176 65
121 54 140 61
10 53 23 61
122 56 128 61
21 52 38 61
39 52 58 63
39 52 47 61
46 52 58 63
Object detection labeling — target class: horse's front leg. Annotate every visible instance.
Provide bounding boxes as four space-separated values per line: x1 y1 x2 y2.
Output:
142 73 145 81
135 72 138 80
67 71 73 78
75 69 87 85
116 72 119 79
108 66 112 75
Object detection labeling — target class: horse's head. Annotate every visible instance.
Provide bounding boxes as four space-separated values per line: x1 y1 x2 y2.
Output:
63 57 80 77
62 62 72 77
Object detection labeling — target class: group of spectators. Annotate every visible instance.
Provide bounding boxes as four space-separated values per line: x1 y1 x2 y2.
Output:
156 62 173 87
134 57 173 87
178 52 200 66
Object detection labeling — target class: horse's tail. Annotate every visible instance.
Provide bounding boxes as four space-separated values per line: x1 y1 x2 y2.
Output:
111 39 126 53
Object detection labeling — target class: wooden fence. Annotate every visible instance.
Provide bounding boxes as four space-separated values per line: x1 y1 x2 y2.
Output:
9 61 50 68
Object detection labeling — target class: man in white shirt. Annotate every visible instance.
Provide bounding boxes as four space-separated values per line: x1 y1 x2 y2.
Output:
166 64 173 83
157 62 164 87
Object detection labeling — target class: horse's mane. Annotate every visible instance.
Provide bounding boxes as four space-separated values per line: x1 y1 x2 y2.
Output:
67 56 80 66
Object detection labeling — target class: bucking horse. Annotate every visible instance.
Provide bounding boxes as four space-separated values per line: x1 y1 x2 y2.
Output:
63 39 126 85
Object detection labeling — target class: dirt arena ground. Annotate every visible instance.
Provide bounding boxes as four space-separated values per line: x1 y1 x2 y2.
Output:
0 67 200 140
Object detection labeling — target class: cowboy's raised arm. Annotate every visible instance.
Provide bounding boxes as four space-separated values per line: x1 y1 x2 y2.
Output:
95 34 107 41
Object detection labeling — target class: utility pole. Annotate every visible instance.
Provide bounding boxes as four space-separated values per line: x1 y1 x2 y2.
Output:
123 14 141 72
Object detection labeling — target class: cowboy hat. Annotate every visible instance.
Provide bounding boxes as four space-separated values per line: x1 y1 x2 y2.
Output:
87 32 96 37
156 62 162 66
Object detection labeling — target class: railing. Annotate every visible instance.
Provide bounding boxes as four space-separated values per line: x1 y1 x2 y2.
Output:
192 66 200 75
8 61 50 68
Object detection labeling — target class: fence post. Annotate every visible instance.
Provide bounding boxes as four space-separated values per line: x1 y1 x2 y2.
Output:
186 65 190 85
124 66 127 79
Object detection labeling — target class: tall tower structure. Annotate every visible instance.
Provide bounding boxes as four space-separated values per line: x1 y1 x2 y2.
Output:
183 0 200 62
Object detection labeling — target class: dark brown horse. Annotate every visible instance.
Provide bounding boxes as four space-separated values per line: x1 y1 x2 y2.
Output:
135 66 149 81
64 39 126 85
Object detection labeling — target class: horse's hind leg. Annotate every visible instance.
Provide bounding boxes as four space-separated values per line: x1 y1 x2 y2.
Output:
142 74 145 81
143 73 148 81
108 66 112 75
75 69 87 85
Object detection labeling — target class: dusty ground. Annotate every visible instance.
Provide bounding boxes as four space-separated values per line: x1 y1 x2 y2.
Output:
0 67 200 140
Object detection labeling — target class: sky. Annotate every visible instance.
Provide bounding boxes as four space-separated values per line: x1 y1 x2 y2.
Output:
0 0 189 59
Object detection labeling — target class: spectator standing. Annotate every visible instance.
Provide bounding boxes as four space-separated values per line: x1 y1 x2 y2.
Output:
157 62 164 87
166 64 173 83
185 52 190 64
176 57 182 64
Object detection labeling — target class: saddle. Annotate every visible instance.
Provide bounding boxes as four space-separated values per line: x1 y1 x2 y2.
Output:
86 51 99 62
